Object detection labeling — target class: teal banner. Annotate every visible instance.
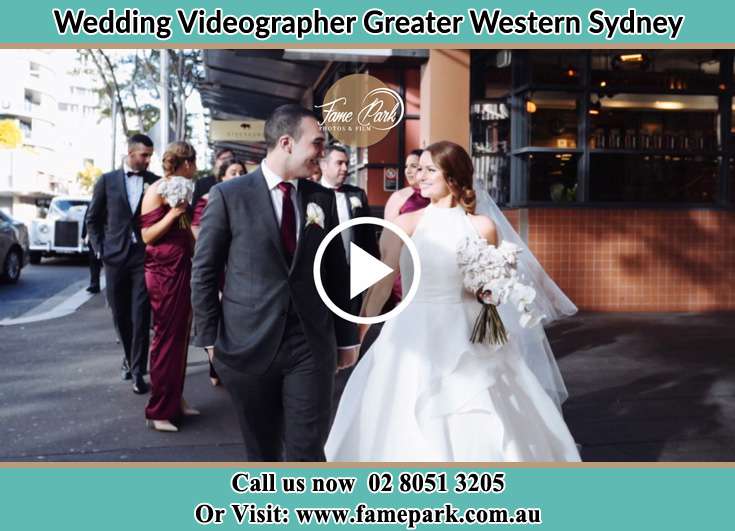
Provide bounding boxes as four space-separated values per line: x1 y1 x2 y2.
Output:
2 466 733 529
0 0 733 45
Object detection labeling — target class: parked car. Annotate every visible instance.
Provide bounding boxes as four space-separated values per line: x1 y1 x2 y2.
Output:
29 196 91 264
0 210 30 283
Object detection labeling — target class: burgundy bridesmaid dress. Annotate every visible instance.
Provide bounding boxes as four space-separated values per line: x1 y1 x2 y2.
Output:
389 188 430 305
191 196 208 228
140 205 193 421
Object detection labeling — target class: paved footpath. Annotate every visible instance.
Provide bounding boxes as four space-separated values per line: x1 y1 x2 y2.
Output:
1 291 734 462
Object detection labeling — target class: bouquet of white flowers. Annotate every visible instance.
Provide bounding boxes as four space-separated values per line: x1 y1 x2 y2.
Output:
457 236 545 345
158 176 194 229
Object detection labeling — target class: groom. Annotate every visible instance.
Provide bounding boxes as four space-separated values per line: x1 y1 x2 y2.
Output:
191 104 359 461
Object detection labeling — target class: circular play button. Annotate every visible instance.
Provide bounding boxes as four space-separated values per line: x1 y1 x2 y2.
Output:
312 217 421 325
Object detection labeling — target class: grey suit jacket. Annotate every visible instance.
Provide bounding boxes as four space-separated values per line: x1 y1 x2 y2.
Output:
190 168 358 374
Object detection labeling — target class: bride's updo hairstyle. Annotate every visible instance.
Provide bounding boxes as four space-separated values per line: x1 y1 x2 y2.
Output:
424 140 476 214
161 141 196 177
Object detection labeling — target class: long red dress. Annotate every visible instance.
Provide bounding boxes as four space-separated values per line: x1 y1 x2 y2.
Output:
140 205 193 421
389 188 430 305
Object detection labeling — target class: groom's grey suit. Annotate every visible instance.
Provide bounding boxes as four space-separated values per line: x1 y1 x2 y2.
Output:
191 167 357 461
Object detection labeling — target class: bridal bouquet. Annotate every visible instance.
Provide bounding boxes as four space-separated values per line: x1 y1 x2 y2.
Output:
457 237 544 345
158 176 194 229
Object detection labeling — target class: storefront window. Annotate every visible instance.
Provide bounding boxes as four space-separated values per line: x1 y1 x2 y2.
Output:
591 51 721 93
516 52 584 87
486 50 733 206
527 152 579 202
588 94 719 151
590 154 718 203
471 101 510 205
525 92 579 148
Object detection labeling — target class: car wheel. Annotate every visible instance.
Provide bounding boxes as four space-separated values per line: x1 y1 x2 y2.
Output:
29 251 42 265
2 248 22 283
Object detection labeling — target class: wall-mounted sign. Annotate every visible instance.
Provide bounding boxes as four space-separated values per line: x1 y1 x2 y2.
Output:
209 120 265 142
383 167 399 192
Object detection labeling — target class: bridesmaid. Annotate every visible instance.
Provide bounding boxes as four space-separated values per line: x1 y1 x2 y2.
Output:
191 158 247 238
383 149 430 222
191 157 247 386
139 141 199 433
383 150 430 308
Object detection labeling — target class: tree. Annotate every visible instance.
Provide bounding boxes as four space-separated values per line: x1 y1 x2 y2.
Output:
77 159 103 193
77 49 203 140
0 119 23 149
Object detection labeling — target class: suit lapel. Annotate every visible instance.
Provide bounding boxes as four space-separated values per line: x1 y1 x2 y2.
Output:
251 171 288 270
117 169 134 218
343 189 355 220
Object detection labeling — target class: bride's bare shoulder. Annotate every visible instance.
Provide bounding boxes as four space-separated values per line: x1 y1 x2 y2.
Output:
468 213 497 245
394 208 425 237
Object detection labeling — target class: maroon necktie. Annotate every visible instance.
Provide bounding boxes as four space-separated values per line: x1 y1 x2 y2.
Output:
277 181 297 261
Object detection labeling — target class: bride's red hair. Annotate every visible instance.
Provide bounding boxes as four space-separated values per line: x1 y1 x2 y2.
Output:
424 141 477 214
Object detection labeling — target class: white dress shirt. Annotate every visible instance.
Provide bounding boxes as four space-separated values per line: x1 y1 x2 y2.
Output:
122 161 144 214
320 179 352 262
261 163 359 351
261 161 302 242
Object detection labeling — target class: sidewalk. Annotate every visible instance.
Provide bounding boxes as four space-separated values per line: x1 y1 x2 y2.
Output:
1 293 733 461
555 312 735 461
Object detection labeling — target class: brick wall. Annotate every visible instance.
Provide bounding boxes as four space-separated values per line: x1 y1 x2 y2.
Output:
505 208 735 312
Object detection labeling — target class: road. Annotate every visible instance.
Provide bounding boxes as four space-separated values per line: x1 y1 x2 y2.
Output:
0 257 90 320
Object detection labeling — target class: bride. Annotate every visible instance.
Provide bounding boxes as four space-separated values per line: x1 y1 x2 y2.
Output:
326 141 581 462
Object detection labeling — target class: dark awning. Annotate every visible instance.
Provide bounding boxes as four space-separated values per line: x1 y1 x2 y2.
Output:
199 49 428 162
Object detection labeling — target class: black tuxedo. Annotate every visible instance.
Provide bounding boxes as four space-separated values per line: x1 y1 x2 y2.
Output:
324 182 379 315
191 168 357 461
81 206 101 291
86 168 158 377
334 183 379 259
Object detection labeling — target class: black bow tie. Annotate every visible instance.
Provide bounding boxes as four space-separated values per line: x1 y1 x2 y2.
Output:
126 171 142 177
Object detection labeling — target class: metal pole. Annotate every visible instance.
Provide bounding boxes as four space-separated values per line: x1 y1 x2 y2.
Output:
110 98 117 169
160 50 170 149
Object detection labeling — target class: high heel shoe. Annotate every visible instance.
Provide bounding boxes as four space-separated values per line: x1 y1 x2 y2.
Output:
146 419 178 432
181 399 200 416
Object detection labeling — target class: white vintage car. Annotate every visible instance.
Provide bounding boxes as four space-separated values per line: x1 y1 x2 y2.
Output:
29 196 91 264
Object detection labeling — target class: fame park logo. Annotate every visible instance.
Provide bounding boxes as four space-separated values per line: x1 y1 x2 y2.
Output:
315 73 405 148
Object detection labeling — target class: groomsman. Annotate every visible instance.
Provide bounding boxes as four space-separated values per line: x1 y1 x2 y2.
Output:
86 134 158 394
319 145 379 260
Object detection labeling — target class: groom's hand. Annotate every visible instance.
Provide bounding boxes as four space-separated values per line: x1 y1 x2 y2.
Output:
337 346 359 371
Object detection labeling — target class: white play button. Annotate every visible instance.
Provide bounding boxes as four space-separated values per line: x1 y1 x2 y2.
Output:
313 217 421 325
349 242 393 300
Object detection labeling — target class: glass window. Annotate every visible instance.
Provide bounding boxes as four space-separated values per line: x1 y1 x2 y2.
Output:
588 94 720 151
524 92 579 148
471 101 510 205
590 153 718 203
527 152 579 202
591 51 721 93
516 52 584 87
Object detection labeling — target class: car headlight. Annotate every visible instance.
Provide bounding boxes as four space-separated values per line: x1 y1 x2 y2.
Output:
39 224 50 234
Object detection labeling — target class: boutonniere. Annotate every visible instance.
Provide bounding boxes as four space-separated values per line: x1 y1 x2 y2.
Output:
305 202 325 229
143 183 150 194
349 196 363 211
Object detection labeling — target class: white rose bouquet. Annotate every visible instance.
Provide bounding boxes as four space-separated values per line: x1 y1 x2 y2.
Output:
457 236 544 345
158 176 194 229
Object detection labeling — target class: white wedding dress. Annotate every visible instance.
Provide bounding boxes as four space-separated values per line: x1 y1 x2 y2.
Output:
326 204 581 461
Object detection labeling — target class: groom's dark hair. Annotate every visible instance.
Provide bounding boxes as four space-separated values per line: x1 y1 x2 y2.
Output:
265 104 318 151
